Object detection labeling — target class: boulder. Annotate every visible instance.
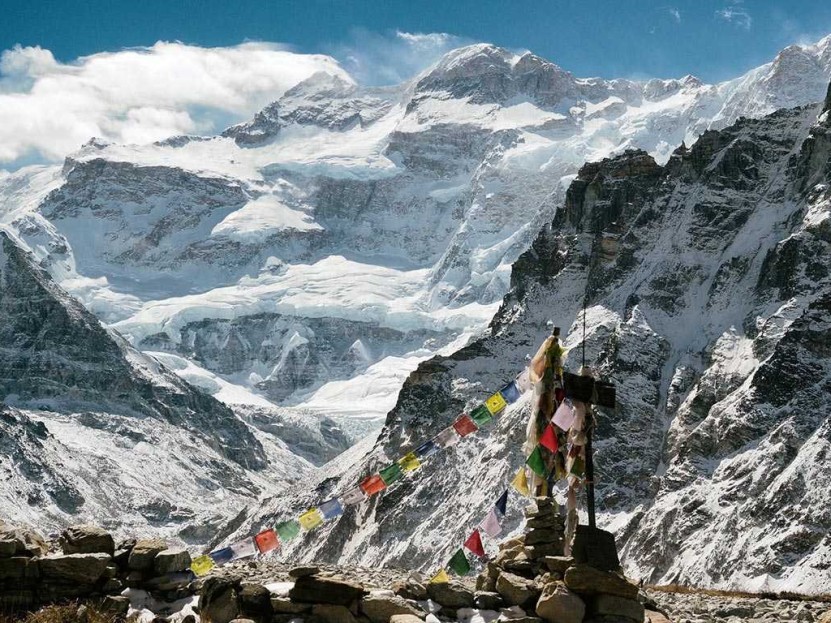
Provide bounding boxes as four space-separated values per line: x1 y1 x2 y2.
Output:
39 553 111 584
289 565 320 578
101 595 130 616
390 616 424 623
0 526 47 557
495 571 540 609
270 597 311 614
426 580 474 609
239 583 273 623
524 544 564 560
0 557 40 581
393 579 427 601
361 593 423 623
289 575 367 607
563 565 638 600
474 591 504 610
535 583 584 623
503 559 536 578
311 604 357 623
589 594 645 622
199 576 240 623
499 536 526 551
128 539 168 571
60 525 115 555
543 557 574 575
525 530 564 546
154 548 192 574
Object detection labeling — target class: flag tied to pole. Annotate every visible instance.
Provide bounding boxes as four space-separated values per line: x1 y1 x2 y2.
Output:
485 391 507 415
495 490 508 516
319 498 343 520
499 381 522 404
360 474 387 496
416 439 439 458
229 538 257 560
398 452 421 472
453 414 478 437
209 547 233 565
340 487 365 505
464 529 485 557
254 529 279 554
448 548 471 576
190 555 215 576
276 520 300 541
526 445 548 478
540 423 559 452
469 404 492 427
434 427 459 448
511 467 530 496
552 400 576 431
299 508 324 531
480 507 502 538
380 463 403 485
430 569 450 584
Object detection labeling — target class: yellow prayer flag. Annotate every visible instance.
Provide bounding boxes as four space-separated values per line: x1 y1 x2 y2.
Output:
485 392 508 415
299 508 324 531
398 451 421 472
190 554 215 577
511 467 530 497
430 569 450 584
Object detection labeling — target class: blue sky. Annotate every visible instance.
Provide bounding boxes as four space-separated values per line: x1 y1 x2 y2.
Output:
2 0 831 171
4 0 831 82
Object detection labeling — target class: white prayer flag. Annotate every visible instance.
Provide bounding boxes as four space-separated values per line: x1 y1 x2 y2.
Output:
552 400 576 431
480 507 502 538
340 486 366 506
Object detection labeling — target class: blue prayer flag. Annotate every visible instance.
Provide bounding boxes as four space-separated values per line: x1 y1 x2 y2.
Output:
495 489 508 516
499 381 521 404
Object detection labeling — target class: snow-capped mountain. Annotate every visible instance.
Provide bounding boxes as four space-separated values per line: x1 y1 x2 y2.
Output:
245 84 831 594
2 36 830 440
1 35 830 571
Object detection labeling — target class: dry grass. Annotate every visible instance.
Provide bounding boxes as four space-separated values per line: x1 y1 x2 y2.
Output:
0 602 121 623
647 583 831 604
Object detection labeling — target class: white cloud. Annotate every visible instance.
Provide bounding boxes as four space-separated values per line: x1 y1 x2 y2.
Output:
326 29 473 86
716 2 752 30
0 41 349 167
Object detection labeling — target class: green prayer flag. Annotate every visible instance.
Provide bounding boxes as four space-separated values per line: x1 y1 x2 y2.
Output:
526 445 548 478
448 548 471 576
276 520 300 541
569 456 585 478
469 404 492 426
380 462 403 485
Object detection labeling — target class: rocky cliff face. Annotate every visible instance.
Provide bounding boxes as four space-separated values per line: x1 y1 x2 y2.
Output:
0 229 316 539
241 90 831 595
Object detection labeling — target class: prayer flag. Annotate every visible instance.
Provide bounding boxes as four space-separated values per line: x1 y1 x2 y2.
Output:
254 529 279 554
448 549 471 576
453 414 478 437
360 474 387 496
469 404 492 427
569 456 585 478
485 391 507 415
495 489 508 516
319 497 344 519
209 547 233 565
340 486 366 506
515 368 532 393
415 439 439 458
552 400 576 432
398 452 421 472
229 538 257 560
430 569 450 584
540 423 559 453
299 508 324 531
276 520 300 541
190 555 215 577
499 381 521 404
480 507 502 538
511 467 530 496
555 387 565 403
434 427 460 448
526 446 547 478
380 463 403 485
464 529 485 558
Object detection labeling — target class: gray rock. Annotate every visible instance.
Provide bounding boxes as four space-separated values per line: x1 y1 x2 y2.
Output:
101 595 130 616
60 525 115 555
496 571 540 609
289 575 367 607
270 597 311 614
589 593 646 622
129 539 168 571
0 526 48 558
563 565 638 600
238 583 273 622
154 548 192 575
199 576 240 623
39 553 111 584
543 556 574 575
389 616 424 623
393 579 427 601
535 583 584 623
311 604 357 623
361 593 424 623
426 580 474 609
289 565 320 578
474 591 504 610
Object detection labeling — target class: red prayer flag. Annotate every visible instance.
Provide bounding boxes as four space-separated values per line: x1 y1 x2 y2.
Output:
540 423 559 453
463 529 485 558
555 387 565 403
360 474 387 496
453 414 478 437
254 528 279 554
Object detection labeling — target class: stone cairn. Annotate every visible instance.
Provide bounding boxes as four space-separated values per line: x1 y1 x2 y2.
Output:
0 522 195 617
473 497 649 623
